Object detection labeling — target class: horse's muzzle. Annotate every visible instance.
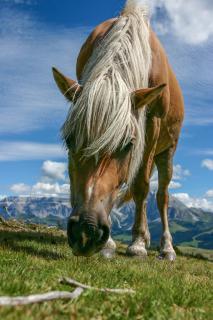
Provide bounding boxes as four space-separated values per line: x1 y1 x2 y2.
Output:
67 214 110 256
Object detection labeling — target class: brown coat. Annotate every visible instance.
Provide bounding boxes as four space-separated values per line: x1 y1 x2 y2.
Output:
52 16 184 260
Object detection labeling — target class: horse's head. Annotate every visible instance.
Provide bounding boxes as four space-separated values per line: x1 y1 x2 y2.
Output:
53 67 166 256
66 149 131 256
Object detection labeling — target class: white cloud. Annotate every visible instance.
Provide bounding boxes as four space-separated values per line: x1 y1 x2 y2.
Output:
0 195 7 201
173 192 213 212
173 164 190 180
41 160 67 182
0 141 66 161
143 1 213 127
32 182 69 197
10 183 31 194
0 7 89 134
10 181 70 197
151 179 182 191
147 0 213 44
169 181 182 190
202 159 213 171
206 189 213 198
150 164 188 191
10 160 70 197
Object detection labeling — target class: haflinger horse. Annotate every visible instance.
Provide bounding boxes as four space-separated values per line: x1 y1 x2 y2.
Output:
52 0 184 260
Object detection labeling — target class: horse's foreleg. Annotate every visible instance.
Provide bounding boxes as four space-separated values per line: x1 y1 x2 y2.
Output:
126 117 160 258
155 147 176 261
126 161 154 258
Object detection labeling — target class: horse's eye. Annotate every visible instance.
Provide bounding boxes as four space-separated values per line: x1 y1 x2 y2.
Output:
122 141 134 152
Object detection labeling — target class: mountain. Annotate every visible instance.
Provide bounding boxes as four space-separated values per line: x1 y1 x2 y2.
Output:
112 193 213 249
0 196 71 229
112 192 213 227
0 193 212 249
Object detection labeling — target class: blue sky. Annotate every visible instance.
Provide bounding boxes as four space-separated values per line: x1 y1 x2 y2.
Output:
0 0 213 211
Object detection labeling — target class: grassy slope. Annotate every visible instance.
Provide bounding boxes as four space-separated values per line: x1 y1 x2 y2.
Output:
0 219 212 320
114 220 213 250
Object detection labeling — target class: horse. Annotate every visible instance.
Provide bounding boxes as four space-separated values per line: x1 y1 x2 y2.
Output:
52 0 184 260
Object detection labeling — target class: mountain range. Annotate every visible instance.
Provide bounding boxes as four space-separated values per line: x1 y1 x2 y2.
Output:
0 193 212 249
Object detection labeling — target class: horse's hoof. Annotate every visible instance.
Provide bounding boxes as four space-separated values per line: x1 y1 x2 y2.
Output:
158 251 176 261
100 248 115 259
126 244 147 258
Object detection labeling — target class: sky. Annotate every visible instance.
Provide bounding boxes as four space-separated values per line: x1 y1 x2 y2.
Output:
0 0 213 211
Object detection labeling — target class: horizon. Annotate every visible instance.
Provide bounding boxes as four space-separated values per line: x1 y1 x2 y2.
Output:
0 0 213 212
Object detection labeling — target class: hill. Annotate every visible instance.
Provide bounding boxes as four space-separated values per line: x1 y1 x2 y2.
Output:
0 193 213 249
0 219 212 319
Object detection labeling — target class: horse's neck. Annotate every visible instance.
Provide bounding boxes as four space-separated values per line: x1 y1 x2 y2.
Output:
76 18 118 81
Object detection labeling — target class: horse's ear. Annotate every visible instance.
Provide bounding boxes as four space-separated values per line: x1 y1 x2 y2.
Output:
52 67 82 102
133 83 167 110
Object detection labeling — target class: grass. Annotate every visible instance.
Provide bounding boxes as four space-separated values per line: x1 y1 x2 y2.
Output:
0 218 212 320
177 246 213 261
169 222 189 233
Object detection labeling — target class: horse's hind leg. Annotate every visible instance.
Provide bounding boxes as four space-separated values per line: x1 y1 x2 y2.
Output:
155 147 176 261
126 161 154 258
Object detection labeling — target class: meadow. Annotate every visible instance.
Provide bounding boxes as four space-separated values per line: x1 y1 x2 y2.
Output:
0 218 212 320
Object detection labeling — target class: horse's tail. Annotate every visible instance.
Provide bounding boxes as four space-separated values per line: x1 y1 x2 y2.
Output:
123 0 149 15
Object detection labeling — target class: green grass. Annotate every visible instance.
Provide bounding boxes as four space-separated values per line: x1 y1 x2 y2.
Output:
180 239 200 248
113 233 132 243
0 219 212 320
180 229 213 249
177 246 213 261
169 222 189 233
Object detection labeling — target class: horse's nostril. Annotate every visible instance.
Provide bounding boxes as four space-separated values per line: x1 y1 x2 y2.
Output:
98 225 110 245
67 215 80 247
98 229 104 242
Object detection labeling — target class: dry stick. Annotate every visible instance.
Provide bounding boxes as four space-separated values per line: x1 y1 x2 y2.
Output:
60 277 136 294
0 288 84 306
0 278 135 306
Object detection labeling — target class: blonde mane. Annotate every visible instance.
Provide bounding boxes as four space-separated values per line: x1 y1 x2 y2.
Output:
62 1 152 184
